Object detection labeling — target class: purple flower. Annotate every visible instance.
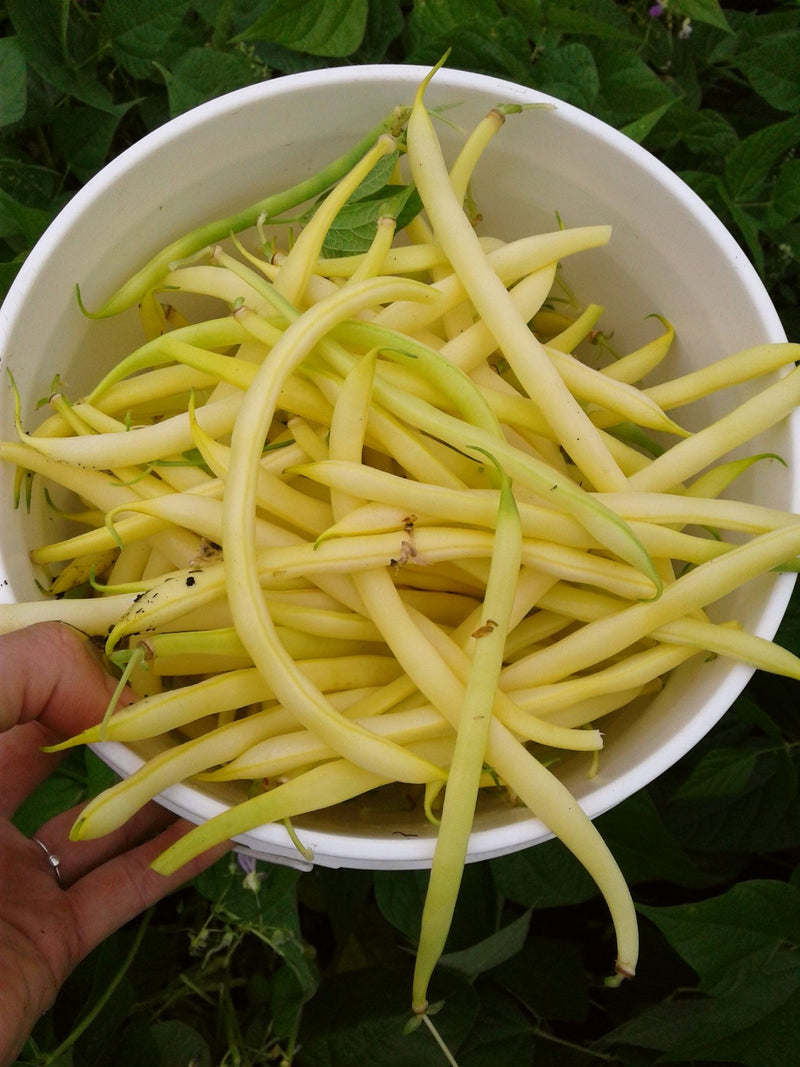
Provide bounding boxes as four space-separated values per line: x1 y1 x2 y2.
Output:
649 3 664 15
236 851 257 875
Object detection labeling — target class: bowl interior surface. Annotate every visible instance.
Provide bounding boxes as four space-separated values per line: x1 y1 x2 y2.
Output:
0 65 795 869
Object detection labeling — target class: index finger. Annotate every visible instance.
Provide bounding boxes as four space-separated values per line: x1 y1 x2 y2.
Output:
0 622 120 737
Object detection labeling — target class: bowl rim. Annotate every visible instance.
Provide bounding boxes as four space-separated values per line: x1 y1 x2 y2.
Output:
2 63 795 869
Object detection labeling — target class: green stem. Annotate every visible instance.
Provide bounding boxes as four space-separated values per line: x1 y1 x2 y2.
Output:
41 910 152 1066
83 109 410 318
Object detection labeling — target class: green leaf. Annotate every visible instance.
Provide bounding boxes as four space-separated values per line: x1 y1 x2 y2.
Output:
456 982 537 1067
675 0 732 33
676 107 739 160
99 0 192 80
404 0 531 82
439 910 532 978
737 38 800 113
354 0 405 63
663 740 800 853
322 184 422 256
530 42 599 110
490 836 598 909
640 880 800 995
0 188 52 244
594 47 678 127
671 746 757 801
149 1020 212 1067
771 157 800 224
0 253 26 298
375 863 498 952
620 99 676 144
0 36 26 127
535 2 640 43
194 856 317 996
51 103 133 182
489 935 590 1023
298 967 479 1066
603 956 800 1066
11 748 89 837
724 114 800 203
6 0 117 113
237 0 369 58
597 790 720 889
159 46 260 117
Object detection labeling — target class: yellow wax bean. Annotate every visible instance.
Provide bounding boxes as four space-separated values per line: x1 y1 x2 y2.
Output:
407 608 603 753
70 708 316 840
546 304 605 353
508 642 701 719
85 318 250 402
448 107 505 204
594 491 800 534
644 342 800 411
628 364 800 493
222 274 447 786
0 591 137 636
600 317 674 384
441 268 558 377
16 392 243 469
412 463 521 1013
89 364 220 416
151 738 455 878
407 77 626 494
503 523 800 687
201 705 453 782
352 560 638 987
256 526 656 600
274 135 397 305
372 226 612 337
346 216 397 284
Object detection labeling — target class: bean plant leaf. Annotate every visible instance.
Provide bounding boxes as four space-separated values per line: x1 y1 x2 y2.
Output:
675 0 732 32
670 746 757 801
724 113 800 203
159 46 260 117
603 962 800 1067
98 0 192 80
0 188 52 245
237 0 369 58
50 102 134 182
488 934 590 1023
149 1020 212 1067
438 910 532 978
638 879 800 995
322 184 422 256
298 966 479 1066
455 982 537 1067
620 99 676 144
736 37 800 112
354 0 406 63
771 157 800 224
0 36 26 127
194 856 317 995
6 0 117 113
661 737 800 853
529 42 600 110
375 863 499 953
490 835 598 909
404 0 531 82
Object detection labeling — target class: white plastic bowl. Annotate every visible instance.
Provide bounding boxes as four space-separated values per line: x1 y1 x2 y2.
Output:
1 65 796 871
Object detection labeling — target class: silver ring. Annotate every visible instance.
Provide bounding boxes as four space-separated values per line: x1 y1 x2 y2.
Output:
32 837 63 886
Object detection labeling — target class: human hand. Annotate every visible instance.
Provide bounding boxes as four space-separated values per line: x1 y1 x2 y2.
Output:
0 622 229 1066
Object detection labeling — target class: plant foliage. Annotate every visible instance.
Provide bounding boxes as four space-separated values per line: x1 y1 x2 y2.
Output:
4 2 800 1064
